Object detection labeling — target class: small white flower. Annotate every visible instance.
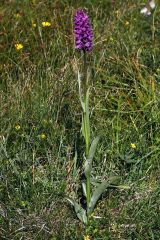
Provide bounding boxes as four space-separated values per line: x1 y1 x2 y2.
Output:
149 0 156 9
141 7 151 16
140 7 151 16
140 0 156 16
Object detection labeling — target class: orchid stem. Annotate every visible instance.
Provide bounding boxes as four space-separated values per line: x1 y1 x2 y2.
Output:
83 50 91 213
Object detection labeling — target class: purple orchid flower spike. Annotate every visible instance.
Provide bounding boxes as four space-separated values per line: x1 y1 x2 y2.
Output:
74 9 93 52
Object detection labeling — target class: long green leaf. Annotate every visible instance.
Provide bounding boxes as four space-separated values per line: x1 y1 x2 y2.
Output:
66 197 87 224
87 176 120 214
77 70 85 111
84 136 100 177
81 114 85 139
82 182 87 197
110 184 130 189
88 136 100 161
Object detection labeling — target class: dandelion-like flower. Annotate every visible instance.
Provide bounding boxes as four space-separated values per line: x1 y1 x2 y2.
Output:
40 133 46 139
32 20 36 27
15 124 21 130
125 21 129 26
130 143 136 149
15 43 23 50
14 13 21 18
42 21 51 27
74 9 93 52
84 235 91 240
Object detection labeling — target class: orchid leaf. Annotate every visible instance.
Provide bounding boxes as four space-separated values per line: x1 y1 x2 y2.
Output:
84 136 100 177
77 70 85 111
81 114 85 139
110 184 130 189
87 176 120 215
66 197 87 224
88 136 100 161
82 182 87 197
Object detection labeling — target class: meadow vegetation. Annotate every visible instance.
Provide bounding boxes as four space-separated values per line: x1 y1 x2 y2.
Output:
0 0 160 239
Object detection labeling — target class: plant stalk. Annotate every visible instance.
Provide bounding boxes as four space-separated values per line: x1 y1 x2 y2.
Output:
83 50 91 211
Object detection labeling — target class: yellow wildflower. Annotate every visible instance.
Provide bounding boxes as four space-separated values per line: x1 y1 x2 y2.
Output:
42 21 51 27
125 21 129 26
15 43 23 50
15 124 21 130
84 235 91 240
40 133 46 139
32 23 36 27
32 20 36 27
14 13 21 18
130 143 136 149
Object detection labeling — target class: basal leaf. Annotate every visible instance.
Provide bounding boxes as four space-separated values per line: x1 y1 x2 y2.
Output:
66 197 87 224
87 176 119 214
82 182 87 197
110 184 130 189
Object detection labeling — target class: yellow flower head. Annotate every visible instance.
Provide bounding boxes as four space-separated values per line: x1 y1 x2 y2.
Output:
15 124 21 130
40 133 46 139
130 143 136 149
32 23 36 27
84 235 91 240
42 21 51 27
14 13 21 18
15 43 23 50
125 21 129 26
31 20 36 27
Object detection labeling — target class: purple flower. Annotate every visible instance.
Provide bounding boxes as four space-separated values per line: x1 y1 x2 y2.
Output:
74 10 93 52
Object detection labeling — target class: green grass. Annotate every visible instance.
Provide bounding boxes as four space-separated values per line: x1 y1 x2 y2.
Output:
0 0 160 239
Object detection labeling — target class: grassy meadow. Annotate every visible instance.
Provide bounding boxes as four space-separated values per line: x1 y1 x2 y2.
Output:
0 0 160 239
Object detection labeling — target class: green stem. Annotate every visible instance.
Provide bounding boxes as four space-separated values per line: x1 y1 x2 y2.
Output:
86 173 91 207
83 50 89 157
83 100 89 158
83 50 91 214
83 105 91 210
83 50 87 95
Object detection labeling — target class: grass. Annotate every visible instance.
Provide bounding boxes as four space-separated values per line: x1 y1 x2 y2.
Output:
0 0 160 239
